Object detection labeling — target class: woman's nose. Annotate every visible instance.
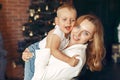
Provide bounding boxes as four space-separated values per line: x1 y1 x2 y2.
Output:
76 30 81 38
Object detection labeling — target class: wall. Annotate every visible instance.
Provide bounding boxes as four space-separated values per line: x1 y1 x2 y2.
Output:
0 0 30 59
0 0 30 79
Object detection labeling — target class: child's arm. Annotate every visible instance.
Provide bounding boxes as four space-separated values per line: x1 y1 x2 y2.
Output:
46 34 79 67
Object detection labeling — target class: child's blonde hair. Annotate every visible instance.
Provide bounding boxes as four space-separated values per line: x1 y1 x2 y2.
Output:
75 14 106 71
56 3 77 17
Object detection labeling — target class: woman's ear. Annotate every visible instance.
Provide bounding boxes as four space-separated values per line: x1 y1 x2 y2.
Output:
89 38 93 42
55 17 58 25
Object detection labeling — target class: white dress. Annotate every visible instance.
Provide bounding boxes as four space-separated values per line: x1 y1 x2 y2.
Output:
34 44 87 80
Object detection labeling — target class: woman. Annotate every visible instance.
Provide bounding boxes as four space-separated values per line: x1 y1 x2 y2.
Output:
22 14 105 80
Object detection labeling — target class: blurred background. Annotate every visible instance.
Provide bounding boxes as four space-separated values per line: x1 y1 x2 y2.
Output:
0 0 120 80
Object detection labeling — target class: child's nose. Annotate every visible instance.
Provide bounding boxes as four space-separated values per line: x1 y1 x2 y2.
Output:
66 20 71 26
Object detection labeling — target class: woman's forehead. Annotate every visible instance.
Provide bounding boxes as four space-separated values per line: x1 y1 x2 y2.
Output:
79 19 96 33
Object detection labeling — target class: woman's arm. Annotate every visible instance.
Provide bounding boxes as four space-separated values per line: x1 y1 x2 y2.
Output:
22 42 39 61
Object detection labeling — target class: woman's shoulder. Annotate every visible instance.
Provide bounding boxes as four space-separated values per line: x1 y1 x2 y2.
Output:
66 44 88 50
63 44 87 57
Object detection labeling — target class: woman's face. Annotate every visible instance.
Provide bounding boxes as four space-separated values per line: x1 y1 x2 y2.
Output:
70 19 96 45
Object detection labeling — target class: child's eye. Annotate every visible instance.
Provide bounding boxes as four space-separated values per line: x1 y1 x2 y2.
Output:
63 18 67 21
70 19 75 22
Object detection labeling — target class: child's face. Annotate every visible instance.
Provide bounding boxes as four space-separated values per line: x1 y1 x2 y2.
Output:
56 8 76 34
70 19 96 44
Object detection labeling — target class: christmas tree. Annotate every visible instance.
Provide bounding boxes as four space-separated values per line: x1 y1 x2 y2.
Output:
18 0 72 52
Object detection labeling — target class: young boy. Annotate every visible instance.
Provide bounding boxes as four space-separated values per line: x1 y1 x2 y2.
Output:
22 3 79 80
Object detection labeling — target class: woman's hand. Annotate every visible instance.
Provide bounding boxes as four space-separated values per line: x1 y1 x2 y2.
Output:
22 48 33 62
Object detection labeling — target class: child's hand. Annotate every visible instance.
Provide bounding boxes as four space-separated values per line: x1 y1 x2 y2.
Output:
22 48 33 62
69 55 79 67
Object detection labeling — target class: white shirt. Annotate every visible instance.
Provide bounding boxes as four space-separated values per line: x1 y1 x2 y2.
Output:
40 44 87 80
39 25 69 50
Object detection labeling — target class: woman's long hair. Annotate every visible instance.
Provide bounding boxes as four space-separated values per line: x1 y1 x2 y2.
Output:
75 14 106 71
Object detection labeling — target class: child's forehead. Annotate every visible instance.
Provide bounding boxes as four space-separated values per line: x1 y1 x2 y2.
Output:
57 8 77 17
58 8 76 13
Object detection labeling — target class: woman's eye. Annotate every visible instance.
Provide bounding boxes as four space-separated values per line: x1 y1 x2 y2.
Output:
82 31 89 36
76 26 80 29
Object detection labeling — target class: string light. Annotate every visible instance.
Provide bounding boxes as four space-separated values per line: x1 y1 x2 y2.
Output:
29 31 33 36
52 22 55 26
44 32 47 36
38 7 41 12
29 19 32 22
46 5 48 11
22 26 25 31
29 9 35 17
34 14 40 20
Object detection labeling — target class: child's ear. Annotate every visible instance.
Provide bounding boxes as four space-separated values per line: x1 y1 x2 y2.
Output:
55 17 58 25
